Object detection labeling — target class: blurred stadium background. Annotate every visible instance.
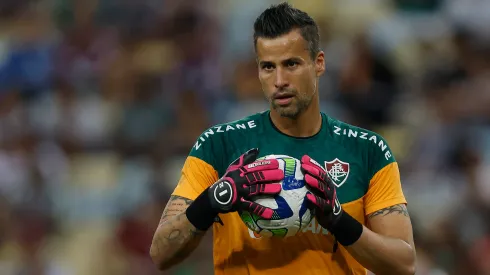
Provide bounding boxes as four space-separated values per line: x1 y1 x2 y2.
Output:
0 0 489 274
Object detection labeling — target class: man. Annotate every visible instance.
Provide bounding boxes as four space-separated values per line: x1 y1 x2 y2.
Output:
150 3 416 275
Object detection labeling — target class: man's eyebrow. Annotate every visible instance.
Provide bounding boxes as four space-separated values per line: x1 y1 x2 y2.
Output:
258 56 305 67
282 57 303 63
258 60 274 66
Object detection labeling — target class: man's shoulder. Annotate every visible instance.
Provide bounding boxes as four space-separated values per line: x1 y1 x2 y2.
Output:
193 112 265 151
326 115 395 172
327 116 385 144
187 112 266 176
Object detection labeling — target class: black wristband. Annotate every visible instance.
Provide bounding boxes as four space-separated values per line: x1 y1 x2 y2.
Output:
185 188 218 231
329 212 363 246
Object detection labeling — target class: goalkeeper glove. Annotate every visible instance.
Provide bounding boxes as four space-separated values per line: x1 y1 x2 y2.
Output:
187 148 284 231
301 155 363 248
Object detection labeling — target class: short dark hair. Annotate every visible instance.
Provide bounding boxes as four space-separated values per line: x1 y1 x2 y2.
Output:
253 2 320 60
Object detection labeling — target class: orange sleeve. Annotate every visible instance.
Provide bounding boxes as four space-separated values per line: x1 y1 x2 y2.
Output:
171 156 220 200
364 162 407 215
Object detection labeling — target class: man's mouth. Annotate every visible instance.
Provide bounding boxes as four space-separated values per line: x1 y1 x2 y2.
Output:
273 93 295 105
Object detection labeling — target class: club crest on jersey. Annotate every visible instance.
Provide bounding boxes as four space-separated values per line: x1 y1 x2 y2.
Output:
325 158 350 188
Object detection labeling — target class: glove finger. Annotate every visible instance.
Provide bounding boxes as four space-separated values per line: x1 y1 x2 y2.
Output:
240 198 274 219
301 155 328 182
305 175 336 208
229 148 259 168
306 193 332 213
306 192 321 209
245 169 284 184
304 174 331 197
246 183 282 197
301 155 326 172
243 159 280 172
242 148 260 165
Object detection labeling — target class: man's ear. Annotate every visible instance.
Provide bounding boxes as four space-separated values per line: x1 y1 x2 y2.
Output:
315 51 325 77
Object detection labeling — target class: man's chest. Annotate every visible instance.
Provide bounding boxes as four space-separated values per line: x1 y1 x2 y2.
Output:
226 139 369 204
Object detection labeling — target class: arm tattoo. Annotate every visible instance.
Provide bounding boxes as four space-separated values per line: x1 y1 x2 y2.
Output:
150 195 205 268
159 195 194 225
150 212 205 267
367 204 409 219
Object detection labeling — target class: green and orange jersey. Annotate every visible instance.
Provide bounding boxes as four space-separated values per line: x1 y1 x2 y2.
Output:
172 110 407 275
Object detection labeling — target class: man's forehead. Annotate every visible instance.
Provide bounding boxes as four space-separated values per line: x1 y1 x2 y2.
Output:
256 30 309 61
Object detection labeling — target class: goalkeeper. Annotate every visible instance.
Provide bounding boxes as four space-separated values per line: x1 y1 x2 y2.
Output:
150 3 416 275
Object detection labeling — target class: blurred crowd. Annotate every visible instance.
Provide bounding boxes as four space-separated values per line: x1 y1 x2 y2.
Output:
0 0 489 274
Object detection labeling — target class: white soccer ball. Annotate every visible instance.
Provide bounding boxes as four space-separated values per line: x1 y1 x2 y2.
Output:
240 154 313 238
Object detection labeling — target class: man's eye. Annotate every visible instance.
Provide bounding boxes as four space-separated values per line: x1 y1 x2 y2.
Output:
286 61 298 67
262 64 274 70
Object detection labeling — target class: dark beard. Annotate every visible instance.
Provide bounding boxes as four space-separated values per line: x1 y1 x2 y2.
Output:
272 96 311 119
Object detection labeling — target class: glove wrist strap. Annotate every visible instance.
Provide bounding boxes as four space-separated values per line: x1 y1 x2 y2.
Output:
329 212 363 246
186 188 218 231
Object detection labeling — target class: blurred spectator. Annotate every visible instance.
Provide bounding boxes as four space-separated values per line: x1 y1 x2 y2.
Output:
0 1 489 274
338 33 399 129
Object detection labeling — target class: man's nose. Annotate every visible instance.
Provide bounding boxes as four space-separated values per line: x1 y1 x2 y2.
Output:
274 68 289 89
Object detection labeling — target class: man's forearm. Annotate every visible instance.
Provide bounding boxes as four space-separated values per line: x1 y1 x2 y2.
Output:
345 225 416 275
150 211 205 270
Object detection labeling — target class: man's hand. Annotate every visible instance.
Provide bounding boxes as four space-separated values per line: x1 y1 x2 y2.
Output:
151 148 284 270
300 155 343 230
300 155 363 248
186 148 284 231
208 148 284 219
301 155 416 274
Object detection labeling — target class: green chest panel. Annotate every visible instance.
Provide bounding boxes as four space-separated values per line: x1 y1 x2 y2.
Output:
191 111 395 205
233 134 367 204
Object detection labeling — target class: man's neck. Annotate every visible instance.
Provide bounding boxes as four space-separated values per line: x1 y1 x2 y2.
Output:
269 102 322 138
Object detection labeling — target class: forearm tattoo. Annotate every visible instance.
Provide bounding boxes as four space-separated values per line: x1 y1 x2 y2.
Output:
367 204 409 219
150 196 204 266
159 195 194 225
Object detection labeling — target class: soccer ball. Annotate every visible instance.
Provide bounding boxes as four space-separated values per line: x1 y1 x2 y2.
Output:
239 154 313 238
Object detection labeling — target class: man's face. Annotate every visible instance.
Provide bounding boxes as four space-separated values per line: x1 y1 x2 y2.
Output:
256 29 325 119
